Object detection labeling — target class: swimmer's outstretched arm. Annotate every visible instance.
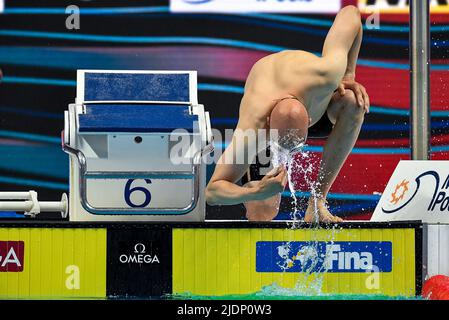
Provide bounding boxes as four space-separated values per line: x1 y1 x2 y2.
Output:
206 164 287 206
206 174 258 206
206 124 288 206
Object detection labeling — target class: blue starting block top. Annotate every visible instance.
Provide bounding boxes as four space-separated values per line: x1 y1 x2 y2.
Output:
83 72 191 102
78 104 198 133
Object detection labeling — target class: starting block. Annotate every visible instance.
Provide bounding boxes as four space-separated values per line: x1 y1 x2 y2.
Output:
62 70 213 221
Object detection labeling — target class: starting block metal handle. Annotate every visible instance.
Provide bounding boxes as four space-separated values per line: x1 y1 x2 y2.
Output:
0 191 68 218
63 138 209 215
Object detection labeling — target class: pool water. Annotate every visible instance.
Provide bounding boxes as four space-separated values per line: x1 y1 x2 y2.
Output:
171 291 421 301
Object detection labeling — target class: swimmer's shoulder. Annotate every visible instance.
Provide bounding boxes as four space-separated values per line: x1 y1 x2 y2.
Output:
251 50 321 73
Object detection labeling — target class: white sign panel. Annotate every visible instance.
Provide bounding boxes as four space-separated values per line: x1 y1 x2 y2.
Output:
426 224 449 277
170 0 341 13
372 161 449 224
86 179 193 210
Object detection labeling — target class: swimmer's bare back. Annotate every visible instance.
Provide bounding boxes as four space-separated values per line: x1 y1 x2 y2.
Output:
206 6 364 219
240 50 344 131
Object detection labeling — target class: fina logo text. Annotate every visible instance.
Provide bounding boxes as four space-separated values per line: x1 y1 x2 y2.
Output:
256 241 392 273
382 171 449 214
327 244 373 271
278 243 373 271
119 243 160 264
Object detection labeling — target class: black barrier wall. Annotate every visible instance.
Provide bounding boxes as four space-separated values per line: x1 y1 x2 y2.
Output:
107 227 173 297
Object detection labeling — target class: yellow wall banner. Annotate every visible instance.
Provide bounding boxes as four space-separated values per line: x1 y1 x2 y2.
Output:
172 227 419 297
0 228 107 299
0 223 421 299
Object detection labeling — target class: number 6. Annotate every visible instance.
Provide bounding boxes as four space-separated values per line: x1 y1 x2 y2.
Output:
124 179 152 208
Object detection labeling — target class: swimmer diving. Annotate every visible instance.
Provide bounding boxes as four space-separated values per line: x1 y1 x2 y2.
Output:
206 5 370 223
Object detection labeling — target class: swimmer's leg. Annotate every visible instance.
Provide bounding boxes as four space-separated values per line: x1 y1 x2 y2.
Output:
304 89 365 223
321 5 362 81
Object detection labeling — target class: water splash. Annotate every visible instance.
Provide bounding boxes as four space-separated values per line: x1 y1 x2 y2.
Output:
270 138 325 222
268 136 340 297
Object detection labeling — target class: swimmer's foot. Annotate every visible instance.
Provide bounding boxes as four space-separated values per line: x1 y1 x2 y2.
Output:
304 198 344 223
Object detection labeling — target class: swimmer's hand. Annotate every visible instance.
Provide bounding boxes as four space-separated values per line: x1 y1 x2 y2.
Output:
337 76 370 113
252 166 288 200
